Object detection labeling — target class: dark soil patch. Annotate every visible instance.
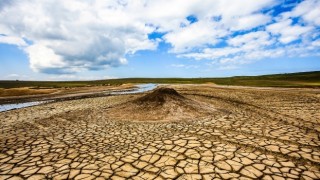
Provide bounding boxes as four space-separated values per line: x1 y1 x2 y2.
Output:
133 88 185 105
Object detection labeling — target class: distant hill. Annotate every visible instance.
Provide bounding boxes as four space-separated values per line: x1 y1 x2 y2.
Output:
1 71 319 88
210 71 320 87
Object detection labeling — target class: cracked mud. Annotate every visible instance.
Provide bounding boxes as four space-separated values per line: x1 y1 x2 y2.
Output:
0 85 319 179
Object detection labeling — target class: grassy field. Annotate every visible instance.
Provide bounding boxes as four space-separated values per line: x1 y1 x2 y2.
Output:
0 71 319 89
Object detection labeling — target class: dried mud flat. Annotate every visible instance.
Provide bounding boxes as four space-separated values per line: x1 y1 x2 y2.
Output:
0 84 319 180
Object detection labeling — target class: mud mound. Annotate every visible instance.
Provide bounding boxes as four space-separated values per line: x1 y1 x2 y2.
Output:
133 88 184 105
107 87 215 121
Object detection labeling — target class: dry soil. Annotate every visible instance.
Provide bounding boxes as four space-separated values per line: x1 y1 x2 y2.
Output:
0 84 319 179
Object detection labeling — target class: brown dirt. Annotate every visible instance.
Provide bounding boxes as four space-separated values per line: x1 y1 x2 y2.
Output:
133 87 185 105
0 87 57 97
107 87 215 121
0 84 320 179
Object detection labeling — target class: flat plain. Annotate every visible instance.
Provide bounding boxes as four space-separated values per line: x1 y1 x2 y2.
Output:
0 84 319 179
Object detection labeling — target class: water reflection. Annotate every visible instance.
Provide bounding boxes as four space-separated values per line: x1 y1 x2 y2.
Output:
0 101 47 112
109 84 157 95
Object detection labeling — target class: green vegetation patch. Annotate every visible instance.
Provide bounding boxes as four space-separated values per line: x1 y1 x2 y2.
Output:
1 71 319 89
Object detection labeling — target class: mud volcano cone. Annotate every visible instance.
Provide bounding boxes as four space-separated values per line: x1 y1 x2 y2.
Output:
107 87 215 121
133 88 185 106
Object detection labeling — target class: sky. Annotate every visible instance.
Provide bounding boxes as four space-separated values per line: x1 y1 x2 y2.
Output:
0 0 320 80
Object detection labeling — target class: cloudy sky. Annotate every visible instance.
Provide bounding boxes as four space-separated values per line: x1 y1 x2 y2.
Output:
0 0 319 80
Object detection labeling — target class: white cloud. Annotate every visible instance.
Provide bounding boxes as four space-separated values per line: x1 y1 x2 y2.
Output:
0 0 156 74
0 35 27 46
171 64 186 68
46 74 117 81
267 19 313 44
46 74 77 80
217 65 239 70
228 31 273 48
182 38 319 66
171 64 199 69
5 74 30 80
312 39 320 47
0 0 319 74
230 14 272 31
164 20 227 53
288 0 320 26
179 0 320 67
6 74 20 78
26 44 67 74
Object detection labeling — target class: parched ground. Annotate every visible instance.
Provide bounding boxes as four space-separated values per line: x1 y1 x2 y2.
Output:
0 84 319 179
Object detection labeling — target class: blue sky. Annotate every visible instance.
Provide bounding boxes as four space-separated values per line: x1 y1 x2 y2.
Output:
0 0 319 80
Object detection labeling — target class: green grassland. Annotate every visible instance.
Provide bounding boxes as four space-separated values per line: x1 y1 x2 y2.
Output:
1 71 319 89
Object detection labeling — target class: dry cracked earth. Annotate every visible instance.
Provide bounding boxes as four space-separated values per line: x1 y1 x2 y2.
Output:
0 85 319 180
